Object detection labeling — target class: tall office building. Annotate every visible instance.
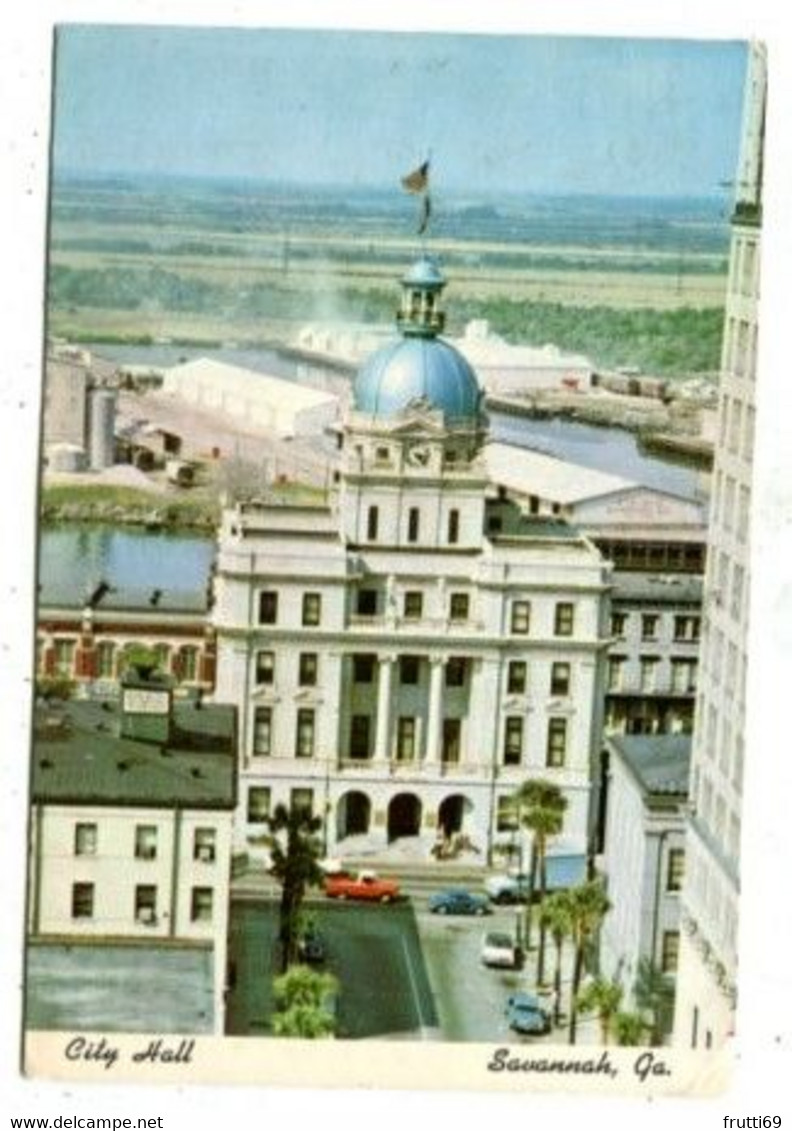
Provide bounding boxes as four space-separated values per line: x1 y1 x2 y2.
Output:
673 42 766 1048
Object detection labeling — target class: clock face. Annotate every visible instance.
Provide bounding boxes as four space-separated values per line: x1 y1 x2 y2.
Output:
407 444 431 467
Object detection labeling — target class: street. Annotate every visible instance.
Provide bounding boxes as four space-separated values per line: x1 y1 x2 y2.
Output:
226 893 591 1044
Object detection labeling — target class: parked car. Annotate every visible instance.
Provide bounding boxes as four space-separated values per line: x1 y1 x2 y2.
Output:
505 992 551 1036
485 855 587 904
480 931 523 969
427 889 491 916
324 870 400 903
296 928 326 965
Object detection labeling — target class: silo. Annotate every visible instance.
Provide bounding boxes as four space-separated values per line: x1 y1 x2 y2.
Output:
88 388 117 470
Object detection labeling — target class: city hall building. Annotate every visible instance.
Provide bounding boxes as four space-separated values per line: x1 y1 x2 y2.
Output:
211 257 613 863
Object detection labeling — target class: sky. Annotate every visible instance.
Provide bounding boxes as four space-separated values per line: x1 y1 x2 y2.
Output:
52 26 748 198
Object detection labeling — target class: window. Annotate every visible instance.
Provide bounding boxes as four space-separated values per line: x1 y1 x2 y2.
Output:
71 882 94 920
349 715 370 760
352 654 375 683
511 601 531 634
671 659 697 695
504 717 523 765
661 930 680 974
396 717 416 761
610 612 627 638
507 661 527 694
74 822 97 856
54 639 75 676
367 505 379 541
255 651 275 685
299 652 318 686
404 591 423 619
179 646 199 682
640 656 659 692
96 641 115 678
674 615 701 642
407 507 420 543
607 656 625 691
357 589 377 616
667 848 685 892
258 591 278 624
546 718 567 768
374 446 390 465
550 662 571 697
448 509 460 544
400 655 420 685
252 706 272 756
641 614 659 641
134 825 158 861
193 828 217 863
445 658 466 688
302 592 322 626
290 788 314 817
442 718 461 764
554 603 575 637
295 709 315 758
153 644 170 673
135 885 157 925
247 786 271 823
449 593 469 621
190 887 214 923
496 795 519 832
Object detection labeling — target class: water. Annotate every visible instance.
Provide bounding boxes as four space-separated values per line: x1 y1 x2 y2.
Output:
39 525 215 596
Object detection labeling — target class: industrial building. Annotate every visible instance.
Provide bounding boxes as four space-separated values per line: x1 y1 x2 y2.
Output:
162 357 339 438
211 255 612 864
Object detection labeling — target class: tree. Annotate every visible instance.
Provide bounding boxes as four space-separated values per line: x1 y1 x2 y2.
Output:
540 890 573 1027
514 779 567 984
272 965 338 1039
612 1011 650 1047
576 976 623 1046
566 879 611 1045
633 957 676 1046
266 803 324 972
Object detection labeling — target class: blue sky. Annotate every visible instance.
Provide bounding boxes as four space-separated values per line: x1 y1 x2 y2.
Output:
52 25 747 197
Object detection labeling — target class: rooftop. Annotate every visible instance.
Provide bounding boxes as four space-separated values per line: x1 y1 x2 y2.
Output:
611 570 703 602
606 734 691 797
486 441 634 505
166 357 338 411
31 699 236 809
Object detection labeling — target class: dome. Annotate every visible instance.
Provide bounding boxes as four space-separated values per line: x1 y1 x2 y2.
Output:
353 336 482 423
402 256 445 288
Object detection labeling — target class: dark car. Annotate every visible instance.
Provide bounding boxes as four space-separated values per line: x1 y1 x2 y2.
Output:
428 889 491 916
505 992 551 1036
296 928 326 964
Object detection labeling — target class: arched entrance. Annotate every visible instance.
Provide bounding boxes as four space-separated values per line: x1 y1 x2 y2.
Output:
438 794 473 838
336 791 372 839
387 793 422 842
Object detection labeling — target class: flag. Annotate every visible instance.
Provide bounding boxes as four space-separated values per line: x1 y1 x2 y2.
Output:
401 160 430 195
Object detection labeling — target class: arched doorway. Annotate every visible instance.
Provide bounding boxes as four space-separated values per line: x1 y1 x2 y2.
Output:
336 791 372 840
438 794 473 839
387 793 422 842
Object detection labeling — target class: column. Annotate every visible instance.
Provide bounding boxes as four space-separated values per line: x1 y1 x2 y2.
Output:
374 654 393 763
425 654 445 766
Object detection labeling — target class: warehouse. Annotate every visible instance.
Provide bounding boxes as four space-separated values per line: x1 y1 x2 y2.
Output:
162 357 339 438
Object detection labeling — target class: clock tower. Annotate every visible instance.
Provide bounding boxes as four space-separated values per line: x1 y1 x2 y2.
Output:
338 256 489 550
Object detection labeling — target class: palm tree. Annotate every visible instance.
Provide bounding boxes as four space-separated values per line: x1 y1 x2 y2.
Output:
575 976 623 1045
633 958 675 1045
566 879 611 1044
612 1011 649 1047
514 779 567 984
272 965 339 1038
540 890 573 1027
266 802 324 972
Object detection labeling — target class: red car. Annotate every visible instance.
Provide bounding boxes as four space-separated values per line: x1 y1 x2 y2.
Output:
324 870 400 903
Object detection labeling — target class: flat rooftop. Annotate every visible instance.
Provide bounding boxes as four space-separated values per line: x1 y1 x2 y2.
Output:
606 734 691 797
31 699 236 809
